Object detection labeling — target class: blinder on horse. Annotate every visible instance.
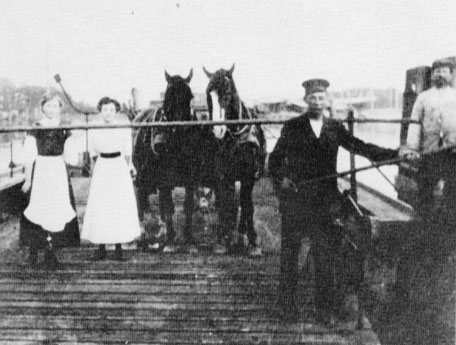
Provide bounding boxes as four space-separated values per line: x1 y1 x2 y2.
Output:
150 69 195 155
203 64 260 146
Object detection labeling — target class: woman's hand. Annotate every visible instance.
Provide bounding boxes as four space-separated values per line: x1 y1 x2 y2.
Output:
21 179 31 193
130 165 137 179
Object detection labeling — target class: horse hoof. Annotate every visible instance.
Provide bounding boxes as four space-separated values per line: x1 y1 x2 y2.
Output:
248 245 263 258
163 244 177 253
150 242 161 249
186 244 198 254
213 243 227 255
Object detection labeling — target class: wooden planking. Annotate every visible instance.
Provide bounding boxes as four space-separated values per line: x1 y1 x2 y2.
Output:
0 270 279 281
0 292 281 303
0 300 271 310
0 307 302 320
1 250 280 265
0 329 364 344
0 278 284 287
0 315 362 334
0 248 381 345
0 283 280 295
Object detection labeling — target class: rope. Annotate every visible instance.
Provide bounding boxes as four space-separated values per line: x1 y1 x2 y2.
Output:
371 161 397 190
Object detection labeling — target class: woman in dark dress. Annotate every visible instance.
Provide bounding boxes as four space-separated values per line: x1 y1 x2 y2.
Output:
20 94 80 269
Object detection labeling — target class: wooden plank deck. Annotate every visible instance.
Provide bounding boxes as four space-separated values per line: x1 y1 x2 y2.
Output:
0 176 416 344
0 249 381 345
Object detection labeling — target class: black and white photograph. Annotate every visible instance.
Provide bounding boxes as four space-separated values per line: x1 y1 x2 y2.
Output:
0 1 455 344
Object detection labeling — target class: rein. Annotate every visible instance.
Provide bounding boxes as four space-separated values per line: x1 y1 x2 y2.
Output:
150 108 164 155
229 97 250 137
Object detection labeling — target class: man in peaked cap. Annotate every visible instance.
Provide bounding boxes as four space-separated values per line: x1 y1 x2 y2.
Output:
302 78 330 94
269 78 399 325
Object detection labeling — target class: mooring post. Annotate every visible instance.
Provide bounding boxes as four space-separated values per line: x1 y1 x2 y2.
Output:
8 141 16 178
347 109 358 201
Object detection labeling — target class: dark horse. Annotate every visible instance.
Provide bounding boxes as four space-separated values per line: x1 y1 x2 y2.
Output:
133 69 218 252
203 64 267 255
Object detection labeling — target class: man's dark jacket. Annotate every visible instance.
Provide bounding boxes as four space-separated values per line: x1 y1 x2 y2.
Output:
269 113 398 213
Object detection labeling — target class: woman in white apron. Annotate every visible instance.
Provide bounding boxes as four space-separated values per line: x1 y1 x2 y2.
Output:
21 94 80 269
81 97 141 260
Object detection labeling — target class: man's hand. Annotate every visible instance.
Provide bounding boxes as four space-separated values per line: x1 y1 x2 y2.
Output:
399 147 420 161
281 177 297 192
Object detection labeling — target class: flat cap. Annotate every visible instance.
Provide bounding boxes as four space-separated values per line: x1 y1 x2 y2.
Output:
432 58 455 70
302 79 330 95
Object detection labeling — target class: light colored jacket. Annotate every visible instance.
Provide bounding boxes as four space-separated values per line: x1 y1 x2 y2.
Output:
407 86 456 152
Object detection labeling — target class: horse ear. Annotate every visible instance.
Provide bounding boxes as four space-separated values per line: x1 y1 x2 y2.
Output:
228 63 235 77
203 66 214 78
165 70 171 83
185 68 193 83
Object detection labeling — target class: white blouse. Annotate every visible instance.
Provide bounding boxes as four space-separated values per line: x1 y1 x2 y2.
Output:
88 126 133 158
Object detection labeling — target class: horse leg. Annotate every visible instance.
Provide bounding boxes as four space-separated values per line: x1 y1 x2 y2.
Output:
184 184 196 246
217 179 237 253
135 186 150 251
136 187 148 222
238 181 256 247
159 186 176 250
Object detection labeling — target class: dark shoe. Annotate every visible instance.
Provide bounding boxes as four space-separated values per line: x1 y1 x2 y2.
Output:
44 250 62 270
28 248 38 269
114 244 123 261
315 312 336 328
247 244 263 257
93 245 106 261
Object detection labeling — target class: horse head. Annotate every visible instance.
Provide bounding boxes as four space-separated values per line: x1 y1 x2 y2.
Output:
203 64 238 139
163 69 194 122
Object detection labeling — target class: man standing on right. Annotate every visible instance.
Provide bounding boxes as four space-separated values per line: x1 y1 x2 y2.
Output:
398 58 456 296
400 58 456 229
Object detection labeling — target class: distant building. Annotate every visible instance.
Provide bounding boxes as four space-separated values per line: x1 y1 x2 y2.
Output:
285 99 308 113
330 88 402 112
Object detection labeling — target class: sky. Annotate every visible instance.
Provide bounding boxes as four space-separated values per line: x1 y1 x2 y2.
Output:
0 0 455 107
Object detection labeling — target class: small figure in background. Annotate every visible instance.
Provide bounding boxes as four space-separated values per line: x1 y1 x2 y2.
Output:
20 93 80 269
81 97 142 261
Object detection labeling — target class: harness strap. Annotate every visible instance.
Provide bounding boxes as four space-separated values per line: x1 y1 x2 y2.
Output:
232 100 250 136
151 108 164 155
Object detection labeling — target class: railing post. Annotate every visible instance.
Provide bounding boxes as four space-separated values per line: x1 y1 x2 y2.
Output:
82 114 91 177
8 141 16 178
347 109 358 201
